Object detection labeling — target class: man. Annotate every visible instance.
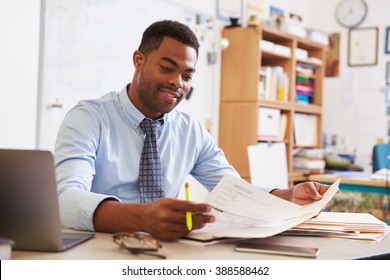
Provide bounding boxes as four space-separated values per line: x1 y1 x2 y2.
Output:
55 20 329 241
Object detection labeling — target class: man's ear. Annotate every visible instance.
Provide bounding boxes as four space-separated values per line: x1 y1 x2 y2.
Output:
133 50 145 70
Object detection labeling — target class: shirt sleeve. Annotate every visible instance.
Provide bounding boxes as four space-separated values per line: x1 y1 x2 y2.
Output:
189 122 241 191
54 102 119 231
189 122 278 193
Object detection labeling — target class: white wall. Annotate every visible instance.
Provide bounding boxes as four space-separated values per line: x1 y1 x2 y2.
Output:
0 0 40 149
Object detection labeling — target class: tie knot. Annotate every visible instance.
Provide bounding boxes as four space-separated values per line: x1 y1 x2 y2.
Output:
139 118 160 136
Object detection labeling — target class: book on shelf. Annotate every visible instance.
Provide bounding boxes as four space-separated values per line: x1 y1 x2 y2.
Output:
296 63 315 104
258 66 288 101
293 113 318 146
258 67 268 99
294 167 324 175
295 148 325 159
293 158 325 169
269 67 279 100
293 148 325 174
296 63 316 74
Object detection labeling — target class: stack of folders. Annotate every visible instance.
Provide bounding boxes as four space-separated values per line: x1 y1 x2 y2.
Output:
282 212 389 241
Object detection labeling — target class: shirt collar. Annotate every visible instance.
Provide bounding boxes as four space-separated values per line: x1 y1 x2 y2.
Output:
118 84 166 130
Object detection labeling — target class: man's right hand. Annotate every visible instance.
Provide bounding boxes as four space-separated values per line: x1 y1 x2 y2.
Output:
139 198 215 240
93 197 215 241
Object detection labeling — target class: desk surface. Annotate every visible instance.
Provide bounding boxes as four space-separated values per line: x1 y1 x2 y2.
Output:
11 230 390 260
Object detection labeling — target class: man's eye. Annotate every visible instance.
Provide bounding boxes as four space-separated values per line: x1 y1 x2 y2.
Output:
160 66 172 72
183 75 193 81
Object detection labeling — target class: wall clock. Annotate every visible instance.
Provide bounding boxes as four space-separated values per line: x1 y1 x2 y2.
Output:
335 0 368 28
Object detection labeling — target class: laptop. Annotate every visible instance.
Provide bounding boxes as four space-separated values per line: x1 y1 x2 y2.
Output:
0 149 95 252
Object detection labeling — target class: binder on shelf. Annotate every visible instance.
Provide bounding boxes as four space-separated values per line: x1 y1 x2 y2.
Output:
277 72 289 101
258 107 280 141
278 113 287 141
259 66 271 99
293 113 317 146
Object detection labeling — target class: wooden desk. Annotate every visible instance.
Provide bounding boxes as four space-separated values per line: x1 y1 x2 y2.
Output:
309 174 390 194
11 230 390 260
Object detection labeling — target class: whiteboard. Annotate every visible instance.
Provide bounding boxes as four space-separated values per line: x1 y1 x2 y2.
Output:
38 0 218 150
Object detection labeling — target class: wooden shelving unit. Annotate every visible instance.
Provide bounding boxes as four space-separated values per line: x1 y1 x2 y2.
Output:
219 25 327 186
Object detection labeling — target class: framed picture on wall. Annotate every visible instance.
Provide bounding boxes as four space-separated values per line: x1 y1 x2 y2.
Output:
348 27 378 66
217 0 244 24
385 27 390 54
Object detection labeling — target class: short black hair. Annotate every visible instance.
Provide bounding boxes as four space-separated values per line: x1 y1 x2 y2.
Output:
138 20 199 57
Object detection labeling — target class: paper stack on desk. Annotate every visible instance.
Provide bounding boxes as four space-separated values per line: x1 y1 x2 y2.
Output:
283 212 389 241
185 174 340 242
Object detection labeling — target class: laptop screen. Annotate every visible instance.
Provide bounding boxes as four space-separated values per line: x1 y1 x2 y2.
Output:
0 149 93 251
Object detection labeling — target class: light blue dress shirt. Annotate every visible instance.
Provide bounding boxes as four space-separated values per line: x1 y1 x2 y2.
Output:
54 85 240 231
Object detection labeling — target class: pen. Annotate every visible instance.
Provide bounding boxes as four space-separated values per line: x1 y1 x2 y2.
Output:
185 182 193 231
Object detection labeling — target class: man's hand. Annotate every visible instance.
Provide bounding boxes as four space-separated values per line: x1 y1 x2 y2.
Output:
291 181 330 205
139 198 215 241
270 181 330 205
93 197 215 242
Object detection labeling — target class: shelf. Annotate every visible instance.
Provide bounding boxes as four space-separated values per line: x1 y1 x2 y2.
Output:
293 104 322 114
257 100 322 114
296 59 323 67
219 25 327 182
261 49 291 60
257 99 293 110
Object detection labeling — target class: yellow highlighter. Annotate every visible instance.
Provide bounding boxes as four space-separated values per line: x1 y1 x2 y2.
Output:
185 182 193 231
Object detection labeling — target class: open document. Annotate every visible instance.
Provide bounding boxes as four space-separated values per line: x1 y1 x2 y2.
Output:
186 174 340 241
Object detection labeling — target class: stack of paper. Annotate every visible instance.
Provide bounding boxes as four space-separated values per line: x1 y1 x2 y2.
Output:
283 212 389 241
293 148 326 174
371 168 390 181
185 175 340 242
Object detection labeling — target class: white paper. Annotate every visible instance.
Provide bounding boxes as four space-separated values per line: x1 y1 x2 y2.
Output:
248 142 288 189
187 175 340 240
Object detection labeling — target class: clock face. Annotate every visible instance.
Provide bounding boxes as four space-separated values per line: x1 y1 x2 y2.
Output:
335 0 368 28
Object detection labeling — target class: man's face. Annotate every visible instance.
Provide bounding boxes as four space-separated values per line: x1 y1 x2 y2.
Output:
133 37 197 120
